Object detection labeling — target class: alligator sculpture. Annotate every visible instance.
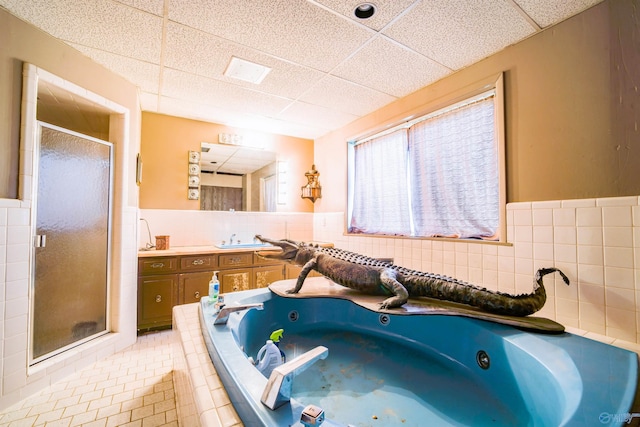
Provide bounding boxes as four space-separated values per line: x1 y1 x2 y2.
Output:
255 235 569 317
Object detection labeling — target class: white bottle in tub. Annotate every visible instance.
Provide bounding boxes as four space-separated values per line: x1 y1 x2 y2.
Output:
256 340 283 378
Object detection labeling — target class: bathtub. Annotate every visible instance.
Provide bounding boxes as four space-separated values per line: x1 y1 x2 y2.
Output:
200 278 639 427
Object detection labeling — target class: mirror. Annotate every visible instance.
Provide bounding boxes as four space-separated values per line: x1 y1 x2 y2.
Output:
199 142 278 211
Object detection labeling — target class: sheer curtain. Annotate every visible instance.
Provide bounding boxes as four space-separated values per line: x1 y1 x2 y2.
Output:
409 97 498 238
349 130 411 235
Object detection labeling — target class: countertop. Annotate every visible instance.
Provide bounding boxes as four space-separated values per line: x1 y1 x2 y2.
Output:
137 241 333 257
137 245 278 257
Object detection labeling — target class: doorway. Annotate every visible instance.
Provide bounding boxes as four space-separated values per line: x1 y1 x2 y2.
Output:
30 122 112 363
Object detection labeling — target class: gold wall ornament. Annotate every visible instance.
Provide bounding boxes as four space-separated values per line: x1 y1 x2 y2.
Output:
301 164 322 202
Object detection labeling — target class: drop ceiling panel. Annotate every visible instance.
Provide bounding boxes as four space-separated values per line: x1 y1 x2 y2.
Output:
313 0 418 31
71 44 161 93
167 0 374 72
0 0 605 140
161 69 293 118
331 36 452 98
113 0 164 16
164 22 325 99
200 145 276 174
514 0 603 28
278 101 360 130
299 75 396 117
140 92 159 112
2 0 163 63
383 0 536 70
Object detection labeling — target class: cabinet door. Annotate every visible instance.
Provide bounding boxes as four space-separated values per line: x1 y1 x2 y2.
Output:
219 268 253 293
137 275 178 330
179 271 213 304
254 265 284 288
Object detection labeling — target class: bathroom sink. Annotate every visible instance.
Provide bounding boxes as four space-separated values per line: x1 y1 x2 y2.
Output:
215 243 273 250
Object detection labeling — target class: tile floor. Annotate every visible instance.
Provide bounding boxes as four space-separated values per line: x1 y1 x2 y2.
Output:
0 330 177 427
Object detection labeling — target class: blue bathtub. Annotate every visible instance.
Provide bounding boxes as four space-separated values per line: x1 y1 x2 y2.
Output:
200 282 639 427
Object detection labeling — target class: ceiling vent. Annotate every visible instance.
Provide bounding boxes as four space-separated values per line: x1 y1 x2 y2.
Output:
223 56 271 84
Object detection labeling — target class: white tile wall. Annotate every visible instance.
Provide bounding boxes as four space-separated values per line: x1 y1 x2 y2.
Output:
138 209 315 249
314 195 640 344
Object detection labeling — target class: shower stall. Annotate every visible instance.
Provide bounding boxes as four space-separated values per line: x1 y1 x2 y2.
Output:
30 122 112 364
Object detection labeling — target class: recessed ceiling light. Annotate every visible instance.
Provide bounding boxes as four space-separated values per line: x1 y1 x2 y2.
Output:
223 56 271 84
354 3 376 19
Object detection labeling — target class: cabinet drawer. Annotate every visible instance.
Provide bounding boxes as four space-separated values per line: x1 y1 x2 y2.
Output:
139 257 178 275
180 255 217 271
219 252 253 269
253 253 282 266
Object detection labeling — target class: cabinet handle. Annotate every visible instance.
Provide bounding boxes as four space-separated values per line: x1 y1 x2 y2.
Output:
192 259 205 265
232 285 239 292
155 295 162 303
151 262 165 269
194 291 200 299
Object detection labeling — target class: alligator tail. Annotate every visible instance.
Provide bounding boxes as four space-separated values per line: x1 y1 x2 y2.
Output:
406 267 569 317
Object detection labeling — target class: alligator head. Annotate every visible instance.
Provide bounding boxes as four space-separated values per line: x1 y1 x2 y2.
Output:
254 235 301 262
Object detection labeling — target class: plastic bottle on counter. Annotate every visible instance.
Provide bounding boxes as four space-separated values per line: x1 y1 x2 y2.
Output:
208 271 220 305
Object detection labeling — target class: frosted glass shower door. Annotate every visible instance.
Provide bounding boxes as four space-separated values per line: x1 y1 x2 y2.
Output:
31 123 112 363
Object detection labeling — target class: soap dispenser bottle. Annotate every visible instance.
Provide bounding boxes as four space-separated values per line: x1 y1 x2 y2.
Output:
208 271 220 305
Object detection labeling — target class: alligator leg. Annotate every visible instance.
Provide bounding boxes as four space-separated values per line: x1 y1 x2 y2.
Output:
287 255 318 294
379 268 409 309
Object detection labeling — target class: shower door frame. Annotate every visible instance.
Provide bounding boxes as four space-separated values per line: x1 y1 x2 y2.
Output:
28 121 114 365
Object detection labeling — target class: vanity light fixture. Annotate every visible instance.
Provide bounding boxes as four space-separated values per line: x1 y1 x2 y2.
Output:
301 164 322 203
188 150 200 200
354 3 376 19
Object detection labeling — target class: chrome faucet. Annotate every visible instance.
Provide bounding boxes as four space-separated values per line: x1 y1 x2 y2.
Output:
213 302 263 325
261 346 329 410
229 233 236 245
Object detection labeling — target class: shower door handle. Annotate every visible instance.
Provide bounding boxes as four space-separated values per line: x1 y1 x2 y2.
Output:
34 234 47 248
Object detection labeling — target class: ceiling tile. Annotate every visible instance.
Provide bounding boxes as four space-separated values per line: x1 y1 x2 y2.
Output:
383 0 536 70
514 0 603 28
157 95 326 139
71 44 160 93
161 69 293 118
277 101 359 130
1 0 603 140
313 0 417 31
139 92 159 112
332 36 451 97
299 75 396 116
164 22 325 100
0 0 163 63
113 0 165 16
167 0 373 72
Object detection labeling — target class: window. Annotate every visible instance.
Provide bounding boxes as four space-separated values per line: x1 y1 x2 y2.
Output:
347 74 505 241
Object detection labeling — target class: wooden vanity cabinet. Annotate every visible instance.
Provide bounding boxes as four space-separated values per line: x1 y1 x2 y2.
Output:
137 250 284 332
137 257 180 331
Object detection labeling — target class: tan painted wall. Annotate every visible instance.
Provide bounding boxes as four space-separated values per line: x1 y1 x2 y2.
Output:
314 0 639 212
0 8 141 205
140 112 315 212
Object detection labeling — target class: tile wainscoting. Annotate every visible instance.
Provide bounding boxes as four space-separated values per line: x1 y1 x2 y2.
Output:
313 196 640 344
